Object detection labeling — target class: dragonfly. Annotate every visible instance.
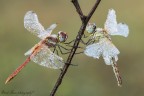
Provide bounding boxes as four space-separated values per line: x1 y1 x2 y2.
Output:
84 9 129 87
5 11 69 84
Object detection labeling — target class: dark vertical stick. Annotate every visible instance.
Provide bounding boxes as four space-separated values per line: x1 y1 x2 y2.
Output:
50 0 101 96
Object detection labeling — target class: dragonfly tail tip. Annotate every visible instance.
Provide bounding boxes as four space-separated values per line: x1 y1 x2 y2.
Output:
118 83 122 87
5 79 9 84
5 77 12 84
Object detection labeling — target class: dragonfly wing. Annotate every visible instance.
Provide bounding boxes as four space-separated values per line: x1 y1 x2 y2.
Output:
24 43 39 56
24 11 48 39
104 9 118 35
46 23 57 34
84 42 103 59
30 45 64 69
116 23 129 37
100 38 120 65
24 48 33 56
38 23 57 39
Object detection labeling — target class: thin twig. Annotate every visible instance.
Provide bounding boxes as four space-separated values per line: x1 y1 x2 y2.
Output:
50 0 101 96
86 0 101 22
71 0 85 21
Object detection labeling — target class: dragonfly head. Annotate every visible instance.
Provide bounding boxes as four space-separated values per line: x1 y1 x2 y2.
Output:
57 31 68 43
86 23 96 34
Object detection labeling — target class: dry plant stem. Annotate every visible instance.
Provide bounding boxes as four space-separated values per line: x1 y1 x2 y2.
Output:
50 0 101 96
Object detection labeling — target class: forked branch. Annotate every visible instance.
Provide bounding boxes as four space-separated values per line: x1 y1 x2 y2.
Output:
71 0 85 21
50 0 101 96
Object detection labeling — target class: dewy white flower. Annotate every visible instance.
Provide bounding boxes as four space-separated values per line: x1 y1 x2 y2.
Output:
84 9 129 86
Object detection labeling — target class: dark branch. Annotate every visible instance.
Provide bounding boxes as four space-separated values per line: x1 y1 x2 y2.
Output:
86 0 101 22
71 0 86 21
50 0 101 96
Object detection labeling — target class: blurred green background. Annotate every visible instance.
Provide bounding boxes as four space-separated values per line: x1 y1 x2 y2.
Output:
0 0 143 96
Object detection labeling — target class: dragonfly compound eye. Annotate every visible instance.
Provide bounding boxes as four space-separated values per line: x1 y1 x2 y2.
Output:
86 23 96 34
58 31 68 43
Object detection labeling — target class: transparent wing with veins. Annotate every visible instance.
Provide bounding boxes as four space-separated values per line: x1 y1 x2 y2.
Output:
84 38 120 65
104 9 129 37
117 23 129 37
30 45 64 69
39 24 57 39
24 11 57 39
104 9 118 35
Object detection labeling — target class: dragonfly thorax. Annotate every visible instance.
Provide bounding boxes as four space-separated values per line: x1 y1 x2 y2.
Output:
45 34 59 47
92 28 111 41
86 23 96 34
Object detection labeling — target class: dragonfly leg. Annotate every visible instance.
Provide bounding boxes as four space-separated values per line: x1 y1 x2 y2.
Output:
55 48 59 56
88 39 96 45
80 39 87 45
64 39 75 45
64 34 94 46
64 38 88 46
58 44 71 51
65 44 83 49
53 47 56 53
57 44 83 55
64 33 89 45
75 51 84 54
83 33 89 38
53 46 59 55
65 38 90 46
63 38 90 50
80 39 94 45
57 45 71 55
